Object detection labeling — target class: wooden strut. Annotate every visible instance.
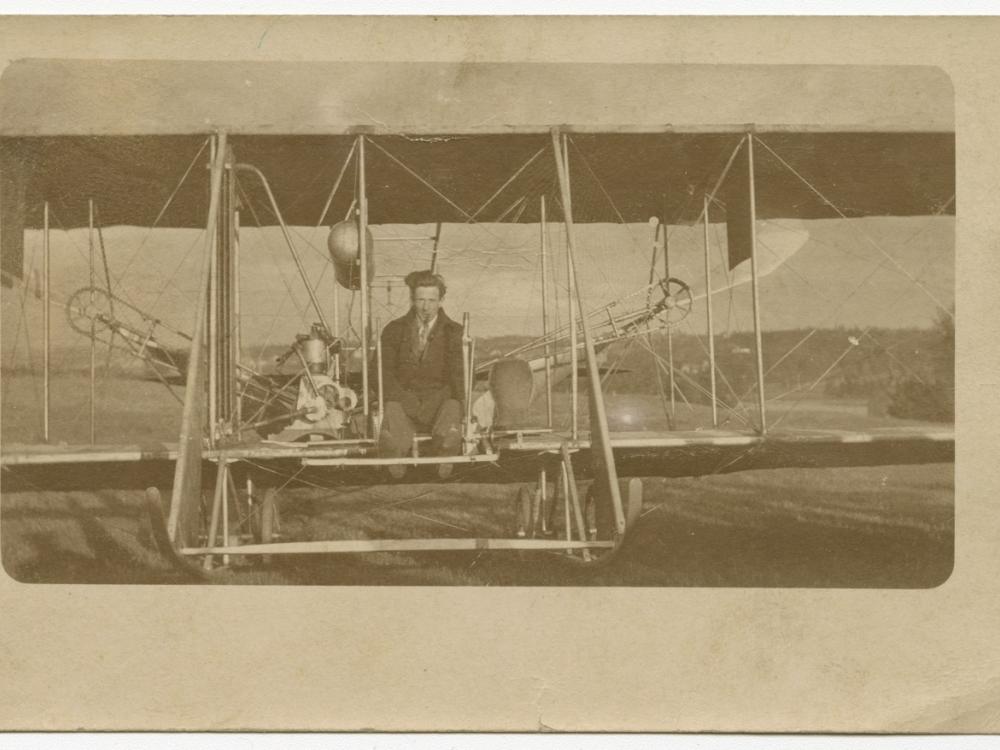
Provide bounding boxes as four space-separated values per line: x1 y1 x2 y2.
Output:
703 194 719 428
662 198 676 421
564 137 579 442
462 312 472 443
203 460 226 570
560 441 592 561
358 135 371 425
42 201 50 442
88 199 96 444
375 315 384 439
166 131 228 545
747 134 768 434
540 196 554 428
551 129 626 535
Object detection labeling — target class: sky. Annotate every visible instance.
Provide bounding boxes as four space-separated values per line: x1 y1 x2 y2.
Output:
2 214 954 373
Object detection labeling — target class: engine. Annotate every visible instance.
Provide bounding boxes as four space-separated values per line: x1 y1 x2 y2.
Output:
270 323 359 441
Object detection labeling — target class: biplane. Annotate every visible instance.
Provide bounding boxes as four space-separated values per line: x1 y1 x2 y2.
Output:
0 60 955 574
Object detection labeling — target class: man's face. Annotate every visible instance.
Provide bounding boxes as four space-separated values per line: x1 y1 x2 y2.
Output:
412 285 442 324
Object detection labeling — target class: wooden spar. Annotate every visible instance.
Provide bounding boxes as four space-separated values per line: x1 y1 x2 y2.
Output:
551 129 626 534
167 131 227 545
375 315 384 437
222 143 237 427
88 199 96 444
562 135 579 441
358 135 370 423
303 452 498 467
181 537 615 556
561 460 571 544
462 315 476 443
221 462 230 565
563 176 579 439
560 441 591 559
203 460 225 570
42 202 50 442
703 194 719 428
207 144 219 438
540 196 553 428
538 466 549 535
663 198 675 420
462 312 471 435
747 134 767 434
233 207 242 426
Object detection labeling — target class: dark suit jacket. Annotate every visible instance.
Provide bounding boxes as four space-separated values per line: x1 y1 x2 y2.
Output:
379 309 465 417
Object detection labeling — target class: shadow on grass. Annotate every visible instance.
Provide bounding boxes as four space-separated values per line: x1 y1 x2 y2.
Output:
1 464 954 587
2 491 200 584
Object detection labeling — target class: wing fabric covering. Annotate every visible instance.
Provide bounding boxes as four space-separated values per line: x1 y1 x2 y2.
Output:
165 135 227 547
0 132 954 233
724 139 754 270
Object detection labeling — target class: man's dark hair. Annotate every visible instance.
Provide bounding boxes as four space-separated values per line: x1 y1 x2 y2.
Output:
404 270 447 298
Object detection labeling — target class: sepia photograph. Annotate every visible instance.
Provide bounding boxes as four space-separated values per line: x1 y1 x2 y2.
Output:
0 57 955 587
0 14 996 733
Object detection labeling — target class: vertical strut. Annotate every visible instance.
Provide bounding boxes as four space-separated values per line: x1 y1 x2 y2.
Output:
42 201 50 442
747 134 767 434
358 135 370 426
88 199 96 444
167 130 227 546
376 316 384 438
703 194 719 428
663 199 676 422
233 207 242 427
540 196 553 429
552 129 625 535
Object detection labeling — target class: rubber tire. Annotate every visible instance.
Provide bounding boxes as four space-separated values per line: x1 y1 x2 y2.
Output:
569 478 643 567
257 487 280 565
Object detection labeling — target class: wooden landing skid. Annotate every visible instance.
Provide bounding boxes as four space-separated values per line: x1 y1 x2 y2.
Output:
147 446 645 571
179 538 616 556
301 453 500 467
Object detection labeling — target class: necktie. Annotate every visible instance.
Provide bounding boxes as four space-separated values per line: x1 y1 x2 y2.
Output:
418 320 430 355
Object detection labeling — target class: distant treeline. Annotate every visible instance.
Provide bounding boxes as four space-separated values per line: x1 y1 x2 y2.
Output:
481 315 955 422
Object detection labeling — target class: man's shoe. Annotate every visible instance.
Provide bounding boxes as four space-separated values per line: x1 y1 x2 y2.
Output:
387 463 407 481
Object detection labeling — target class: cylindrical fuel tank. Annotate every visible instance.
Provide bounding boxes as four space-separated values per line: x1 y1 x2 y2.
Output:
328 220 375 290
301 335 329 373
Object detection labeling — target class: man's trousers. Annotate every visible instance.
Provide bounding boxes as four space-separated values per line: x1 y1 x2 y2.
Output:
378 391 462 458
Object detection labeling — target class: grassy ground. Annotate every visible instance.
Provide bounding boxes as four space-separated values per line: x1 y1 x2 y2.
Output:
0 370 936 447
1 369 952 586
2 463 953 587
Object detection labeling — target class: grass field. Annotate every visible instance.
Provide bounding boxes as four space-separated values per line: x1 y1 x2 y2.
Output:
1 368 952 587
2 463 953 587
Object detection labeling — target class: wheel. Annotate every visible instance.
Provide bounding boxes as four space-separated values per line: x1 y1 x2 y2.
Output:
656 277 694 327
254 487 280 564
514 485 534 538
65 286 115 337
260 488 279 543
565 477 643 567
141 487 208 580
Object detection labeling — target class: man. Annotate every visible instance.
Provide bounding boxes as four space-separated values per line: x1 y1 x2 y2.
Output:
378 270 465 478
